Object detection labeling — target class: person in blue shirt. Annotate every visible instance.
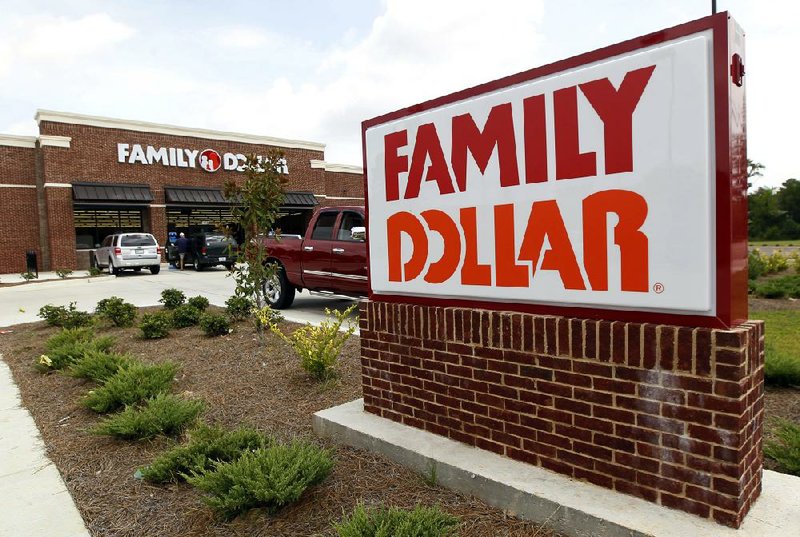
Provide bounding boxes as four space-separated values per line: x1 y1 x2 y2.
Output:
175 232 190 270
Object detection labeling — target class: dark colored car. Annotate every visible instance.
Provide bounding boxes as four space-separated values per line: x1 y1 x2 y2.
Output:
167 232 237 271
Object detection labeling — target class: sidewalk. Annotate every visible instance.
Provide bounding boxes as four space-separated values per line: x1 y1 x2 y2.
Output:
0 358 90 536
0 269 106 285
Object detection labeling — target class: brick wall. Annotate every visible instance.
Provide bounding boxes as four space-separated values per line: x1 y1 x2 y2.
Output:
324 171 365 199
359 301 764 528
0 145 39 273
44 186 77 270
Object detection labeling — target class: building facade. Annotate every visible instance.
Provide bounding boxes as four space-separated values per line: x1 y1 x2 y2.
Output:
0 110 364 273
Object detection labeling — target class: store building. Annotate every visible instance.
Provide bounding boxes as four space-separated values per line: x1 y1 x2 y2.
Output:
0 110 364 273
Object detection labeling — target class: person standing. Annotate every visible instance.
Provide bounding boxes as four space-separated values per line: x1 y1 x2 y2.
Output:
175 232 190 270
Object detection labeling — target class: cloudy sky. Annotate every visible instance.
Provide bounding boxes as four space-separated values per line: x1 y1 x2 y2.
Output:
1 0 796 188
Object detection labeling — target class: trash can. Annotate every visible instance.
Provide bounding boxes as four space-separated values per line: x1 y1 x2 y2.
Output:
25 250 38 278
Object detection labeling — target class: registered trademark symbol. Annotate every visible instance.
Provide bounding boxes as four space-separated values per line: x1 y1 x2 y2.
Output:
653 282 664 294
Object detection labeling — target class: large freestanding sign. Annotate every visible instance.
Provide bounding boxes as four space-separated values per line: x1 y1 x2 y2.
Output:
363 13 747 329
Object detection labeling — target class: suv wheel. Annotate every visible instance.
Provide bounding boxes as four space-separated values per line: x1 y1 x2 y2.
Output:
150 265 161 275
109 257 121 276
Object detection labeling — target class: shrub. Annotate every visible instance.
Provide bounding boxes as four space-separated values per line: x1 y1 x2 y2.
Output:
187 295 210 311
88 266 103 277
765 421 800 476
140 311 172 339
172 304 202 328
186 440 334 519
225 295 254 321
92 393 204 440
82 361 178 413
68 350 136 382
764 342 800 387
270 305 356 380
200 313 231 337
38 328 114 371
55 268 73 279
748 250 766 280
38 302 93 328
253 305 284 329
20 271 37 281
139 423 270 483
753 274 800 299
95 296 137 327
160 288 186 309
334 504 460 537
765 250 790 274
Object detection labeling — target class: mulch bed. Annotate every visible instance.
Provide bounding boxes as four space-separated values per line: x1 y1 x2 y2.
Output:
0 310 559 537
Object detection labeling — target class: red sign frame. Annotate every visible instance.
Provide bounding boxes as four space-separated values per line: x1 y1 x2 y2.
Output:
361 12 747 330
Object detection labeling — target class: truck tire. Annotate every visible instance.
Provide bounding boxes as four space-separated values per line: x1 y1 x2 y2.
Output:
264 264 295 309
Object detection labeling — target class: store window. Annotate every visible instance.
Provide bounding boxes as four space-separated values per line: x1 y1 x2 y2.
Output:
74 208 143 249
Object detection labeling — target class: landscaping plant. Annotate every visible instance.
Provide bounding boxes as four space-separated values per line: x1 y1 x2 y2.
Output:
92 393 204 440
752 274 800 299
55 268 73 279
334 504 460 537
68 350 135 382
270 305 356 380
95 296 137 327
253 305 283 329
186 439 333 520
171 304 203 328
140 311 173 339
187 295 210 311
225 295 254 320
159 288 186 309
765 420 800 476
200 313 231 337
38 328 114 371
764 342 800 387
139 423 271 483
38 302 93 328
82 361 178 413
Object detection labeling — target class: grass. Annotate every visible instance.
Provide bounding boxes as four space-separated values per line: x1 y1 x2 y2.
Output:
186 440 334 519
82 361 178 413
92 393 204 440
139 423 271 483
749 240 799 247
752 310 800 386
334 504 460 537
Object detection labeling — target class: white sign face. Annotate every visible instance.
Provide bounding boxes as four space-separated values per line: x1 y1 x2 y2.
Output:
364 32 715 315
116 143 289 174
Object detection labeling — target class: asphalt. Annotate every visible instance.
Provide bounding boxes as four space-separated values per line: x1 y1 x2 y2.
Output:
0 264 359 536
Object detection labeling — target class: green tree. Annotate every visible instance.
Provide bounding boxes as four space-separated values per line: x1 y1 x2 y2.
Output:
223 152 287 307
748 186 787 240
776 178 800 227
747 159 765 189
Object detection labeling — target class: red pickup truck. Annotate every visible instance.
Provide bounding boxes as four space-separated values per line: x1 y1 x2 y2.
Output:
261 206 368 308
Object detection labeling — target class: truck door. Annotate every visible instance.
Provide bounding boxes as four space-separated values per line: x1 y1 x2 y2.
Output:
329 210 368 294
300 210 339 289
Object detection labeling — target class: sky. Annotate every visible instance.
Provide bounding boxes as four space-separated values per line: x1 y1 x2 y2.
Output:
0 0 796 189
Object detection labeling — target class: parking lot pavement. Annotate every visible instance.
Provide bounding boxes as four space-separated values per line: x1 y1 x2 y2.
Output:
0 264 360 328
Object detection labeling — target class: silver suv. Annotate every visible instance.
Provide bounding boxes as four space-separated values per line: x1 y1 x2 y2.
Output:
95 233 162 276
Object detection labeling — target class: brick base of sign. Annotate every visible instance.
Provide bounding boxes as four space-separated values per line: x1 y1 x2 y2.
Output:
359 301 765 528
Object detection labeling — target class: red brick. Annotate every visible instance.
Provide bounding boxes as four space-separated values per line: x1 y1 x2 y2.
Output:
574 468 614 488
661 492 711 519
557 317 570 356
615 479 658 502
677 327 694 371
659 326 676 370
626 324 642 367
637 414 685 435
570 319 583 359
534 316 546 353
716 330 746 349
642 324 658 368
544 317 557 354
584 320 598 359
661 404 713 426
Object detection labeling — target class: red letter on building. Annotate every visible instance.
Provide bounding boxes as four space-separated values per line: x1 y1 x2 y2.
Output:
494 204 529 287
554 86 597 180
523 94 548 184
387 212 429 282
580 65 656 175
405 123 456 200
421 210 461 284
384 130 408 201
583 190 649 292
460 207 492 286
451 103 519 191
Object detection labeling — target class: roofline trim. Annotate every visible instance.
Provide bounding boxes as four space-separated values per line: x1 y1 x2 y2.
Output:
35 109 327 151
0 134 37 148
309 159 363 174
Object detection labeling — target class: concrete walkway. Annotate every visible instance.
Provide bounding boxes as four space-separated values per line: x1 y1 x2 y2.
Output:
0 358 90 536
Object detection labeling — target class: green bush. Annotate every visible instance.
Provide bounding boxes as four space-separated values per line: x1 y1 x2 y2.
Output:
764 342 800 387
82 361 178 413
253 305 284 329
37 302 93 328
38 328 114 371
200 313 231 337
753 274 800 299
765 421 800 476
95 296 137 327
139 423 271 483
186 440 334 519
748 250 766 280
92 393 204 440
160 288 186 309
55 269 73 279
172 304 202 328
334 504 460 537
88 266 103 277
187 296 210 311
270 305 356 380
68 350 136 382
140 311 172 339
20 271 37 281
225 295 254 321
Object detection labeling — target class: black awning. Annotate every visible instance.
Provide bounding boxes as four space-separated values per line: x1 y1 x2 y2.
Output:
283 191 318 207
72 182 153 203
165 187 229 205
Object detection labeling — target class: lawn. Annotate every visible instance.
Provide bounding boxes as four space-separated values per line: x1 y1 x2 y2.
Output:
749 240 800 247
751 310 800 359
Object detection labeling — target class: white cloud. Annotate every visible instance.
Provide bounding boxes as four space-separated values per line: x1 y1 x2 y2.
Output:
215 27 273 49
20 13 134 62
